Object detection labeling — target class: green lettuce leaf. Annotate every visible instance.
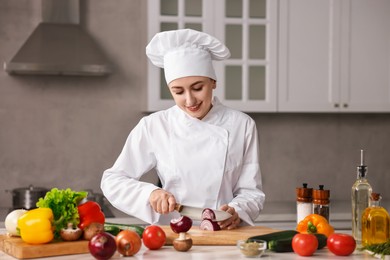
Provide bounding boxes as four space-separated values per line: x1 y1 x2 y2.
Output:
36 188 88 237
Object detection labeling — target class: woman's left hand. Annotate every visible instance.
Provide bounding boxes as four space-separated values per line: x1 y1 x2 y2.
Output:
218 204 241 230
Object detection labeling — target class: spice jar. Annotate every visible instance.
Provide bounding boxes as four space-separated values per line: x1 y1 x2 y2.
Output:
313 185 330 222
296 183 313 223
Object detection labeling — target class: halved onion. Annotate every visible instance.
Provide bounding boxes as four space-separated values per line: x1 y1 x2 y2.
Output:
202 208 216 221
200 218 221 231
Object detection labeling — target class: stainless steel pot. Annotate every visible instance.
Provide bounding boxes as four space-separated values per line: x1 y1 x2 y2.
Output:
9 185 49 210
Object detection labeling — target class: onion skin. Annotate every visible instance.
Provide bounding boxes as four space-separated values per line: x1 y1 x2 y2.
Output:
88 232 117 260
200 218 221 231
170 215 193 233
5 209 27 236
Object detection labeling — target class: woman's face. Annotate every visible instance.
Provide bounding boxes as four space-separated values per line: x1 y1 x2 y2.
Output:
168 76 216 120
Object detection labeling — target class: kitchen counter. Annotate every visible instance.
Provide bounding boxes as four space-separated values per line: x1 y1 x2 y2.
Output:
0 231 380 260
0 200 385 259
0 220 381 260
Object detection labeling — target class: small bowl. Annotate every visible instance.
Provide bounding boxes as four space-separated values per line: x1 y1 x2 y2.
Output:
237 239 267 258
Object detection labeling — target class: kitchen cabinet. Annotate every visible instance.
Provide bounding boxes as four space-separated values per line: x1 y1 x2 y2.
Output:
278 0 390 112
148 0 390 113
147 0 278 112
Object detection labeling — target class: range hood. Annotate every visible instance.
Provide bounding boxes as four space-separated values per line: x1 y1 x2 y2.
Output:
4 0 112 76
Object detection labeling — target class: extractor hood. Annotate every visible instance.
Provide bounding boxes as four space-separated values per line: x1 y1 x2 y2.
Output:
4 0 112 76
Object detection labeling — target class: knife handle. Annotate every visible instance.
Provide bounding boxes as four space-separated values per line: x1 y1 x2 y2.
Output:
174 203 183 212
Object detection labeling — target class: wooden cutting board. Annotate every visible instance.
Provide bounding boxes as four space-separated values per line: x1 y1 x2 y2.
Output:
0 226 279 259
162 225 279 245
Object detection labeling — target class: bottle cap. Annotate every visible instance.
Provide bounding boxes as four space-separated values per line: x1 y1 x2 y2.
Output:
371 192 381 201
296 183 313 202
312 185 330 204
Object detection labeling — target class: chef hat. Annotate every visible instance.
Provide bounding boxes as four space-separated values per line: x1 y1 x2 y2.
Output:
146 29 230 84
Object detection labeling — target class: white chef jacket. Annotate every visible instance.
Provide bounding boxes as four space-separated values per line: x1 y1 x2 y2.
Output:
101 97 265 225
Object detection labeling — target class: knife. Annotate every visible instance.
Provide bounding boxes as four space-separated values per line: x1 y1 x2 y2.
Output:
174 203 232 221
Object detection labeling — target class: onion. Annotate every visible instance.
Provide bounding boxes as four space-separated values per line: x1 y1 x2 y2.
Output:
88 232 117 260
202 208 216 220
5 209 27 236
170 215 193 233
200 218 221 231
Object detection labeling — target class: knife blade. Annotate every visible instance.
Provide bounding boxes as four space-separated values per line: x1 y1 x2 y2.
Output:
174 203 232 221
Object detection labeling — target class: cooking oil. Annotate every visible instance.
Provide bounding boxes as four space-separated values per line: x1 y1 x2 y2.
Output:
351 149 372 245
362 193 390 246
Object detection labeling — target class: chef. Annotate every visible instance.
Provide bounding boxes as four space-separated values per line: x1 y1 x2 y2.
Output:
101 29 265 229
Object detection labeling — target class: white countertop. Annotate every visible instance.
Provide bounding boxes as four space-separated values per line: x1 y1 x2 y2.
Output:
1 200 378 259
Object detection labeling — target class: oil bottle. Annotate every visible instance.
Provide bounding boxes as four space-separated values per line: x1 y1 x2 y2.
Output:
351 149 372 245
361 192 390 246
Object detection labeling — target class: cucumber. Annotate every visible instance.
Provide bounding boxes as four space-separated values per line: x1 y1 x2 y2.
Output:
104 222 145 238
268 237 294 252
264 233 328 253
104 225 121 236
314 233 327 250
248 230 299 247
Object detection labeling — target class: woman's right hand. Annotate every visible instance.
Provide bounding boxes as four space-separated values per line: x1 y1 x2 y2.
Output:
149 188 177 214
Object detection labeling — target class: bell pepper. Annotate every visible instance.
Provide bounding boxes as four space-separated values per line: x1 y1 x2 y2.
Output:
296 213 334 237
77 201 105 230
17 208 54 244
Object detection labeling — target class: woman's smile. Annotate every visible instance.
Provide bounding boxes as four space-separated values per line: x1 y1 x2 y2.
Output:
186 102 202 112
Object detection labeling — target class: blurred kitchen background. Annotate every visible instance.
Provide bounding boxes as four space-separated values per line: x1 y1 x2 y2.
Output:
1 0 390 224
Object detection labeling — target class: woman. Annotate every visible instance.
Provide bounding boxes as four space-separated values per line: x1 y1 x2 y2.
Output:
101 29 265 229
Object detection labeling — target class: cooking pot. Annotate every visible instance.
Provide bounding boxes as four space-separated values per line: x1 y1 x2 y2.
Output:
9 185 49 210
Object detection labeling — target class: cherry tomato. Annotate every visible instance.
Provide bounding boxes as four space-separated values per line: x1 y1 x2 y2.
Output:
115 230 142 256
292 233 318 256
143 225 166 250
327 233 356 256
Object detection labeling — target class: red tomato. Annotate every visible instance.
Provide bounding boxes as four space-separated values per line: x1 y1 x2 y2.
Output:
143 225 166 250
292 233 318 256
327 233 356 256
115 230 142 256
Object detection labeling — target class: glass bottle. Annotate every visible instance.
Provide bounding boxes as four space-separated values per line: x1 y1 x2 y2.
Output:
351 149 372 245
361 193 390 246
296 183 313 224
313 185 330 222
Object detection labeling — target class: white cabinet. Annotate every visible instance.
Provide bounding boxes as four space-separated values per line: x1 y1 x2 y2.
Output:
278 0 390 112
148 0 390 113
147 0 278 112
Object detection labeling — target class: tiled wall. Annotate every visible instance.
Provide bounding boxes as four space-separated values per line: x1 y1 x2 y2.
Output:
1 1 389 211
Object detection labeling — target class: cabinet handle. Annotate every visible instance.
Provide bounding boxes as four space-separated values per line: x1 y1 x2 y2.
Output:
334 103 339 108
343 103 348 108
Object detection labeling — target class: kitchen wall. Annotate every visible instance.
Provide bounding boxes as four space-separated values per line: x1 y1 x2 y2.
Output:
1 1 390 212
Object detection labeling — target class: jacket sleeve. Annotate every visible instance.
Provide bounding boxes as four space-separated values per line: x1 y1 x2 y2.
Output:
100 118 161 224
229 118 265 225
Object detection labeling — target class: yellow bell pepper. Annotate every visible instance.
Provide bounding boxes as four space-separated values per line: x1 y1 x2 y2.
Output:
296 213 334 237
17 208 54 244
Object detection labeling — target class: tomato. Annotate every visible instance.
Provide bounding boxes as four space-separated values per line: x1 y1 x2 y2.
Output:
327 233 356 256
292 233 318 256
142 225 166 250
115 230 142 256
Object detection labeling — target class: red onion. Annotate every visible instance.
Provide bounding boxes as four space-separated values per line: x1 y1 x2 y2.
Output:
88 232 117 260
202 208 216 220
170 215 193 233
200 218 221 231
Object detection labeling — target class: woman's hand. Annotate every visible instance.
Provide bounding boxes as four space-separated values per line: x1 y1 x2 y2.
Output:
149 188 176 214
218 204 241 230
